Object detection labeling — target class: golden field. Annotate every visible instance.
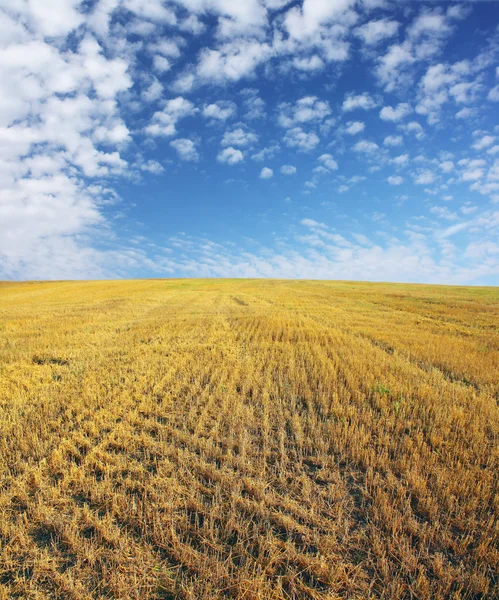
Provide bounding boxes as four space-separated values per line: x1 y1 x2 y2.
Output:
0 279 498 600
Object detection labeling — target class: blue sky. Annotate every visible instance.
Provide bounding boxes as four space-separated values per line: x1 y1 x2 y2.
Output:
1 0 499 283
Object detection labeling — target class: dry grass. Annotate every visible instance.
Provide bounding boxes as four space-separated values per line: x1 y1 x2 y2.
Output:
0 279 498 599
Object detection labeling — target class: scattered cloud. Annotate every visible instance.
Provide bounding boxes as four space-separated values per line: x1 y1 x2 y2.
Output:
345 121 365 135
342 92 377 112
203 101 237 121
353 140 379 153
278 96 332 128
318 154 339 171
217 147 244 164
1 0 498 284
283 127 320 152
379 103 412 122
170 138 199 161
145 97 197 137
222 127 258 147
355 18 400 46
384 135 403 147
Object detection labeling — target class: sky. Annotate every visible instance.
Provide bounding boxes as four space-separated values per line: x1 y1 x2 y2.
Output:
1 0 499 284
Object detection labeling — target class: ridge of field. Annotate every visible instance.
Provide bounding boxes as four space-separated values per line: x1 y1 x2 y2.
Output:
0 279 498 599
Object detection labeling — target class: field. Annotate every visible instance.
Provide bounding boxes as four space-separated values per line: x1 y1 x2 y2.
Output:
0 279 498 600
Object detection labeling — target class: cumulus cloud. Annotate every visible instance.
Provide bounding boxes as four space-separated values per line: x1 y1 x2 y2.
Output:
1 0 498 284
0 2 138 277
473 135 495 151
301 218 327 229
376 43 415 92
413 170 436 185
399 121 425 140
345 121 365 135
240 88 266 120
202 101 237 121
392 154 409 166
318 154 338 171
178 38 272 88
384 135 403 146
283 0 357 42
439 160 454 173
283 127 320 151
222 127 258 147
353 140 379 153
342 92 377 111
293 55 325 71
217 146 244 164
355 18 399 46
142 79 163 102
278 96 332 128
379 102 412 121
170 138 199 161
145 97 197 137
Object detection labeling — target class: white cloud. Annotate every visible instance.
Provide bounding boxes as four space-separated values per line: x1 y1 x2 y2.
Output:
2 0 499 283
142 79 163 102
202 101 237 121
342 92 377 111
140 160 164 174
184 39 272 87
278 96 331 128
414 170 436 185
292 55 325 71
124 0 176 24
221 127 258 147
407 10 453 40
301 218 327 229
240 89 266 120
353 140 379 153
355 18 399 46
384 135 403 147
376 43 415 91
260 167 273 179
345 121 365 135
149 39 182 59
217 146 244 164
456 107 476 120
473 135 495 151
24 0 85 37
318 153 338 171
170 138 199 162
0 7 139 277
284 0 357 41
251 144 280 161
145 97 197 137
439 161 454 173
283 127 320 151
430 206 458 221
399 121 425 140
179 14 206 35
153 56 171 72
379 102 412 122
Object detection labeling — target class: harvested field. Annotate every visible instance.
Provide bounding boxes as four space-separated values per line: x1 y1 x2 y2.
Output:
0 279 498 599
